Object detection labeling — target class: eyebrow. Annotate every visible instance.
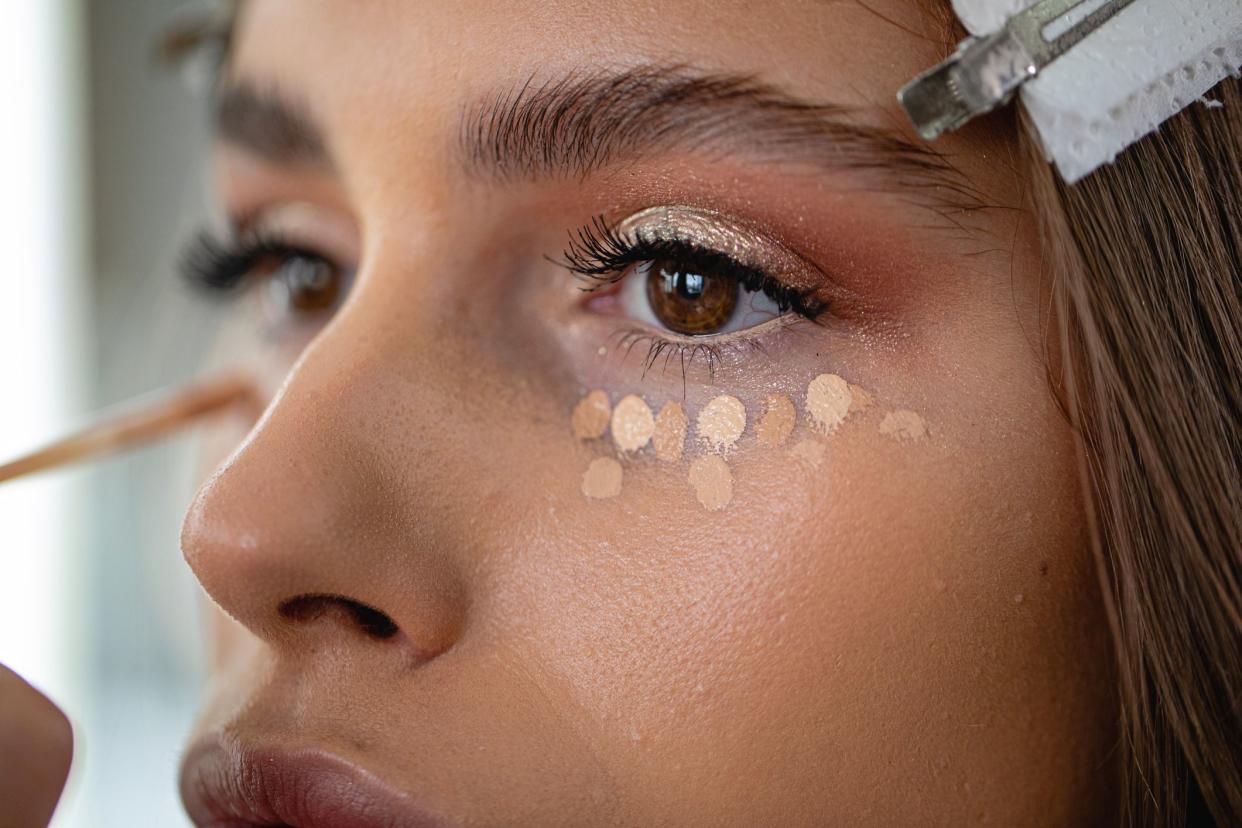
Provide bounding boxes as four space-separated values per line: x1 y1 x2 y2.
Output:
214 82 332 168
213 65 988 213
460 64 989 211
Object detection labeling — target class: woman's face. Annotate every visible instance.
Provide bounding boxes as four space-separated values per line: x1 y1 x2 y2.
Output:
179 1 1116 824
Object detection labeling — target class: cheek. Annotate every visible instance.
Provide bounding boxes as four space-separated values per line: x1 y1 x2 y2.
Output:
475 357 1092 815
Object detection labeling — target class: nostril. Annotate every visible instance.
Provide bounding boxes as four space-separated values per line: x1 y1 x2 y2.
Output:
278 594 400 640
346 602 399 639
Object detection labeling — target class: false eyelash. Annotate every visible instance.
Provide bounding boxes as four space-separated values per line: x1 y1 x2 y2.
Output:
179 229 313 293
559 214 827 321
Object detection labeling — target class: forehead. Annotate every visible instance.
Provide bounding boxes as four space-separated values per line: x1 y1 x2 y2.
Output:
227 0 954 136
217 0 1018 229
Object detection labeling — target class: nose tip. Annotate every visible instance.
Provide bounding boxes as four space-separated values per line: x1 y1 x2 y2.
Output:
180 303 473 670
180 432 467 665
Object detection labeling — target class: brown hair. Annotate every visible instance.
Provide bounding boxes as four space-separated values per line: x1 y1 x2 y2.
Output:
1025 78 1242 825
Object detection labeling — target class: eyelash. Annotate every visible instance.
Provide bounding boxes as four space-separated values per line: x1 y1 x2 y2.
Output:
179 229 330 293
560 214 827 320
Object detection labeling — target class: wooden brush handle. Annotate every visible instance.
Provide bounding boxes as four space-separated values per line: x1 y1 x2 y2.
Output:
0 375 259 485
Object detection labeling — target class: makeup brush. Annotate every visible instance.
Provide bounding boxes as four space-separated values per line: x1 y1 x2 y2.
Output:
0 375 259 485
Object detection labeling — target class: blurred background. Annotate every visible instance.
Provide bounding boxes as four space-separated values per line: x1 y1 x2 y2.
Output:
0 2 225 824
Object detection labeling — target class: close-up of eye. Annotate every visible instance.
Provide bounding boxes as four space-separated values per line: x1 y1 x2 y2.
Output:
603 253 790 336
563 207 826 339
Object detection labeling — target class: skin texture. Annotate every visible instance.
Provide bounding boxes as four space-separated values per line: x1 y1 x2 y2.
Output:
180 1 1118 825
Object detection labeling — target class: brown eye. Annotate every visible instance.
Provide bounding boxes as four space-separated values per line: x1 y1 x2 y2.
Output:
645 260 739 335
263 254 343 316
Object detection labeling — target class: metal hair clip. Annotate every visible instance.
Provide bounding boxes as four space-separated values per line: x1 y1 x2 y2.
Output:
898 0 1139 140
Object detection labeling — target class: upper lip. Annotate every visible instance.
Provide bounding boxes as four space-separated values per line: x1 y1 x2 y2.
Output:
180 735 450 828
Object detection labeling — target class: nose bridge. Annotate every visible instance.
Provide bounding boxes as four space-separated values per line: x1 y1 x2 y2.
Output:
182 288 469 659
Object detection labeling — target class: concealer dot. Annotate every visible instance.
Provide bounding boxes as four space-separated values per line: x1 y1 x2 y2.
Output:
581 457 623 499
571 390 611 440
611 394 655 453
789 439 826 469
697 394 746 453
847 384 873 414
879 410 928 441
806 373 852 434
756 394 796 448
653 401 688 462
688 455 733 511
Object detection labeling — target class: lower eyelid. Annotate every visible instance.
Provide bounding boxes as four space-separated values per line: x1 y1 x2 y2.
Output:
593 313 816 386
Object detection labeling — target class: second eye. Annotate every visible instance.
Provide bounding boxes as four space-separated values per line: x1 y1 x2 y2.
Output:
260 251 345 318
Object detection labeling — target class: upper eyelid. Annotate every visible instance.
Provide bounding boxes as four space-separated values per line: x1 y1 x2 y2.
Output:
226 201 363 267
556 216 769 307
616 206 799 272
559 205 826 289
567 239 766 292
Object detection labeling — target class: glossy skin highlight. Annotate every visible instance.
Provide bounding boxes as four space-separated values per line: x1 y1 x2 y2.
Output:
179 1 1117 824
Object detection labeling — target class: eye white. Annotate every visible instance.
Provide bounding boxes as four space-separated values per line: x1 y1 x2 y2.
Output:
615 260 785 336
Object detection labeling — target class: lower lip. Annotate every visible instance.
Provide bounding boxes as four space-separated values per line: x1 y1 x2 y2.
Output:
180 736 450 828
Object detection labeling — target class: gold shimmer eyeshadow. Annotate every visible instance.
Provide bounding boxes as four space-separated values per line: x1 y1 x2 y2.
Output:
581 456 623 499
611 394 655 453
805 373 852 434
619 206 807 280
696 394 746 453
756 394 796 448
571 390 611 440
653 401 688 462
688 455 733 511
879 410 928 441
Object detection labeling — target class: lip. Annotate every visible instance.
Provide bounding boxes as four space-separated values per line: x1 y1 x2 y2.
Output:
180 735 451 828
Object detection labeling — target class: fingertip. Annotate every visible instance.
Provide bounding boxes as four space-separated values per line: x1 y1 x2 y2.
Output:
0 664 75 826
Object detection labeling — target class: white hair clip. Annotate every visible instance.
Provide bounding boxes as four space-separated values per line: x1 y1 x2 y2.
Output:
899 0 1242 182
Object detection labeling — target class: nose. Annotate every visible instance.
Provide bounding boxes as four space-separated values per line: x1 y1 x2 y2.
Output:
182 304 468 662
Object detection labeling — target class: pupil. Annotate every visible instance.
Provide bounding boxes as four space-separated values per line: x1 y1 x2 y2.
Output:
646 258 738 336
272 255 340 314
286 257 331 293
675 270 704 299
